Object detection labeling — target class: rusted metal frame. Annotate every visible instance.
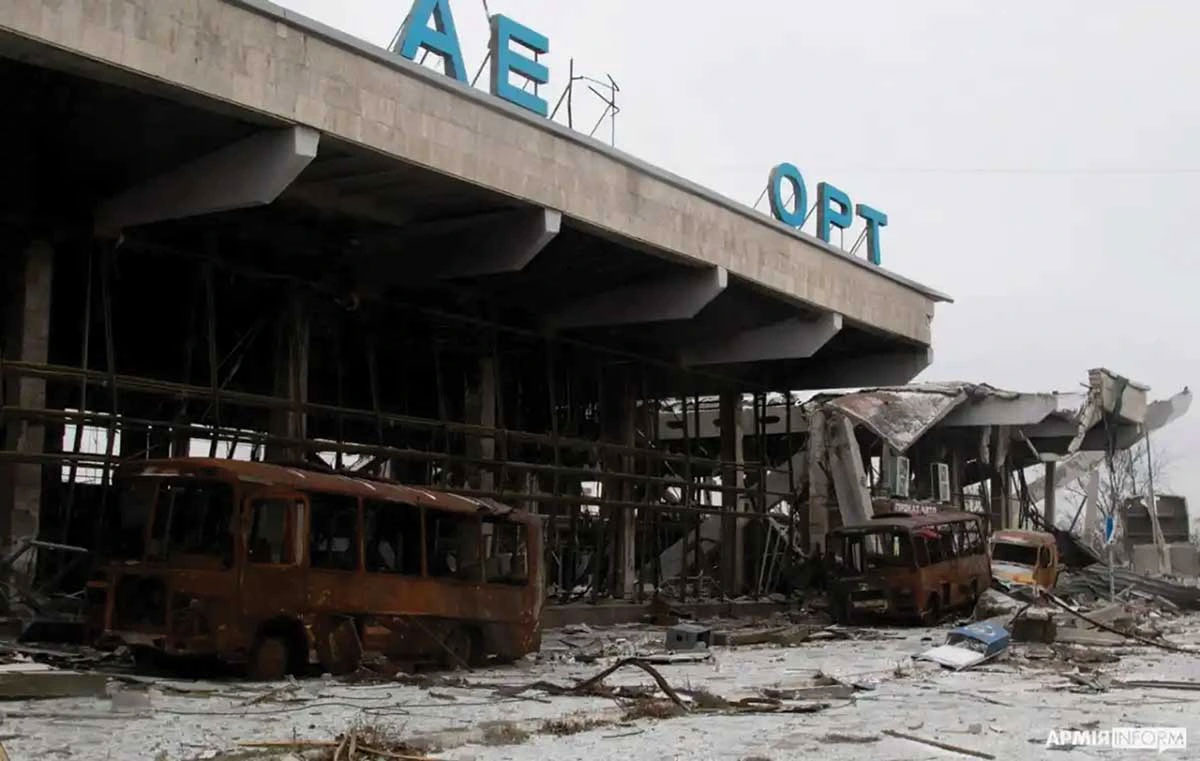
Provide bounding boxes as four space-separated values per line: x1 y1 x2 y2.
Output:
4 406 798 510
679 390 691 603
366 338 385 449
128 235 765 391
546 339 568 601
691 391 703 599
99 249 119 483
59 246 94 549
5 405 797 525
0 448 789 527
651 395 663 594
491 320 508 499
204 262 222 458
3 358 761 470
334 325 345 470
590 362 604 604
174 271 203 457
755 392 769 597
785 387 798 566
432 340 448 485
634 367 649 604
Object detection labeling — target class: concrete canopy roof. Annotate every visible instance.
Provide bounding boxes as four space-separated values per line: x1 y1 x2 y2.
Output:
0 0 949 391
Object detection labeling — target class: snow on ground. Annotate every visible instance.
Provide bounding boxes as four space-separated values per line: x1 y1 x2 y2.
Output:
7 617 1200 760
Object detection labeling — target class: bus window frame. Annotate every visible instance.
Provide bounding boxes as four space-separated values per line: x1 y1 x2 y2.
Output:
244 491 308 568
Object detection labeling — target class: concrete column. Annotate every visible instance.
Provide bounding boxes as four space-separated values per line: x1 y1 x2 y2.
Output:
1 240 53 577
601 371 637 599
807 408 830 552
267 289 309 462
464 357 497 492
988 426 1010 530
718 392 745 596
1043 461 1057 528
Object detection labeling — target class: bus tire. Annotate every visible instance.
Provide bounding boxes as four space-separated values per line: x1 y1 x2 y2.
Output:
830 594 851 625
921 594 941 626
248 636 290 681
315 616 362 676
442 626 480 670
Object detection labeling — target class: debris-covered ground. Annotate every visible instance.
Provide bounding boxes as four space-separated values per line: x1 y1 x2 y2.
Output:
5 606 1200 760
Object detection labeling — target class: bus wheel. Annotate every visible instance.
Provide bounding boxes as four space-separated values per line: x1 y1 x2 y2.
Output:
315 616 362 676
442 626 476 670
249 636 290 681
831 594 851 625
921 595 941 626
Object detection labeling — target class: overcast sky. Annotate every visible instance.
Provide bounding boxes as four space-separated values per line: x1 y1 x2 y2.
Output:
275 0 1199 521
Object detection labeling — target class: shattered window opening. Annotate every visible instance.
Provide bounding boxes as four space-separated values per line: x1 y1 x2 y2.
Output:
364 500 422 576
483 518 529 585
111 477 156 559
147 480 235 565
309 493 360 571
249 498 303 565
992 542 1039 566
833 529 913 574
427 509 482 581
60 409 122 485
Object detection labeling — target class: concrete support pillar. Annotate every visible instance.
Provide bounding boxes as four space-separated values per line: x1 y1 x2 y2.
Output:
464 357 497 492
718 392 745 596
950 447 963 508
1 240 53 577
267 289 309 462
807 408 830 552
829 413 872 527
988 426 1010 530
1043 461 1057 528
601 371 637 599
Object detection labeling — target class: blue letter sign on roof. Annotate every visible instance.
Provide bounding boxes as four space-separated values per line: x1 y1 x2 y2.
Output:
768 163 808 229
767 165 888 266
855 203 888 265
396 0 468 82
489 15 551 116
817 181 853 245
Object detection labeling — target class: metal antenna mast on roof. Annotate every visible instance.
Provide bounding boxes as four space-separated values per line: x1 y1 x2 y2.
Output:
550 60 620 147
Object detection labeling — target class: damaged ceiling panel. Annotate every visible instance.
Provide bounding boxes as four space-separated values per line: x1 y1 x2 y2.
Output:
821 384 972 452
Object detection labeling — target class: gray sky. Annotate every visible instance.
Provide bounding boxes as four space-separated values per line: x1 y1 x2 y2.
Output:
276 0 1200 519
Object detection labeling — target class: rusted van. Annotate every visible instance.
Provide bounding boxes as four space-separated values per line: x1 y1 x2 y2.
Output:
827 511 991 624
990 529 1059 590
88 459 543 678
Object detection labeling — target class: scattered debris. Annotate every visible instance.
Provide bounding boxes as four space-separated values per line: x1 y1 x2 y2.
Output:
761 685 855 701
918 622 1011 671
497 657 690 712
540 715 613 736
665 623 711 651
882 729 997 759
0 663 108 700
1056 567 1200 610
820 732 881 744
479 721 531 746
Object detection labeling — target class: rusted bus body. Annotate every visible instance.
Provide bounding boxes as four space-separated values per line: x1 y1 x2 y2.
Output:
88 459 543 677
990 529 1059 590
827 511 991 624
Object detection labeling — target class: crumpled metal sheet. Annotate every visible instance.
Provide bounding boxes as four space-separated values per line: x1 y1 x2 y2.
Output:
1057 566 1200 611
825 387 969 453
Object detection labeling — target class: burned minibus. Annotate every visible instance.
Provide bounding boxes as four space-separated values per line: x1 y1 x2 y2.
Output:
826 511 991 624
88 459 543 678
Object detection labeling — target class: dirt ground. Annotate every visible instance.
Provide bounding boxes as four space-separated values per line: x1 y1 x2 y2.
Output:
6 616 1200 760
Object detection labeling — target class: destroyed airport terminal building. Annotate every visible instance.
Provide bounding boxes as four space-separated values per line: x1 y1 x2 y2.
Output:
5 2 1200 760
0 0 1193 641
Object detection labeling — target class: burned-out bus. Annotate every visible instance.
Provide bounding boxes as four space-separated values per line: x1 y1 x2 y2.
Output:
826 511 991 625
88 459 543 678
